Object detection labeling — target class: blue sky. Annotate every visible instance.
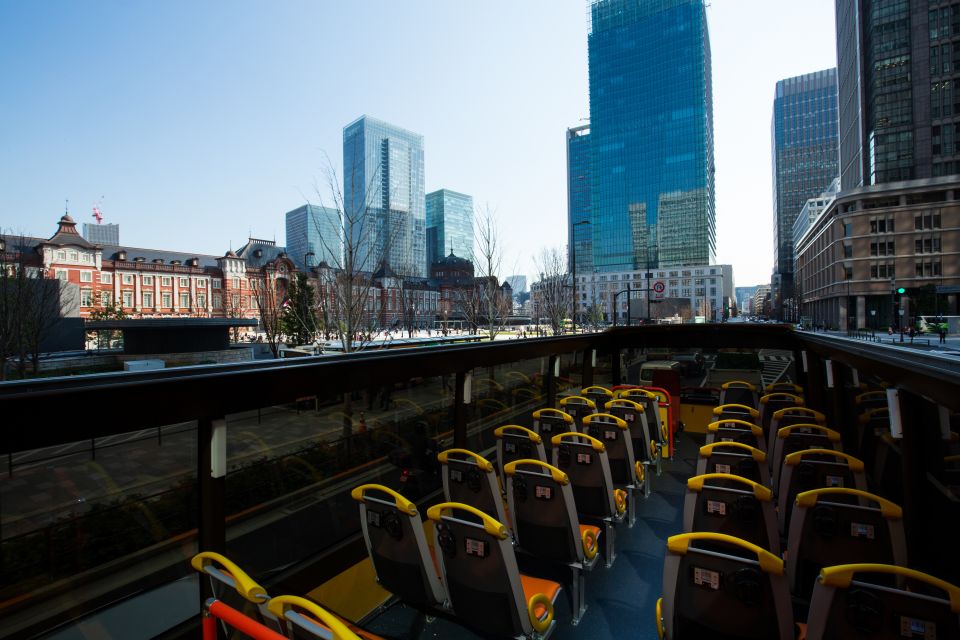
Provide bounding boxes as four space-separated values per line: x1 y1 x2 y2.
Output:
0 0 837 286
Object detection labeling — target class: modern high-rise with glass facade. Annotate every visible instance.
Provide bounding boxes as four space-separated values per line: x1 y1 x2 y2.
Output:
586 0 715 271
343 116 426 277
770 68 839 318
285 204 342 270
426 189 473 267
566 124 593 274
836 0 960 187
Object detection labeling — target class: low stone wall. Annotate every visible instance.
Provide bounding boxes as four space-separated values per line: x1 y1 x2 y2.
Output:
32 347 254 374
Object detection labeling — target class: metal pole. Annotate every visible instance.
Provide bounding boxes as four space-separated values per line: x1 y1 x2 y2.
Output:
626 282 631 327
572 244 577 334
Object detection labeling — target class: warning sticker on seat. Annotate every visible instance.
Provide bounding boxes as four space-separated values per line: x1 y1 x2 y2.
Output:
825 475 844 487
604 430 617 441
693 567 721 590
535 485 552 500
851 523 875 539
715 463 731 474
900 616 936 639
625 413 634 422
577 453 592 464
367 510 381 527
505 442 517 453
450 469 463 482
465 538 487 558
706 500 727 516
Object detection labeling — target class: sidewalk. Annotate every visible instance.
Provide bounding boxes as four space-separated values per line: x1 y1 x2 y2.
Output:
815 328 960 354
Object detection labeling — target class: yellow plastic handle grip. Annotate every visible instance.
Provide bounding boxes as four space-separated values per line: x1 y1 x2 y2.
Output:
503 459 569 485
550 431 605 452
686 473 772 501
767 383 803 394
582 413 628 429
760 393 804 405
618 388 656 399
614 489 627 514
656 597 665 639
494 424 542 443
707 419 763 435
532 408 574 423
559 395 597 409
527 593 554 633
581 385 613 397
604 398 643 411
855 391 886 404
783 448 864 472
437 448 494 472
819 564 960 613
777 424 841 442
651 439 658 458
581 528 598 560
712 404 760 418
425 502 508 539
772 406 825 422
795 488 902 518
699 441 766 462
191 552 267 603
722 380 757 391
350 484 417 516
667 532 783 575
635 461 645 483
267 595 362 640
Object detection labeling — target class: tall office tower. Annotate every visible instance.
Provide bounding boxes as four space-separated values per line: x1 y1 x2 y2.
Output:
770 68 839 318
836 0 960 187
343 116 426 277
426 189 474 267
566 124 593 273
285 204 343 270
82 223 119 245
587 0 715 271
505 275 527 294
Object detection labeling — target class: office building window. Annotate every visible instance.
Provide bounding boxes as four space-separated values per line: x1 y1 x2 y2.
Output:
213 294 222 308
197 293 206 307
101 272 112 284
143 292 154 308
179 277 189 287
122 291 133 307
179 293 190 307
162 276 172 286
143 275 154 285
122 274 134 285
162 292 172 307
100 291 112 306
80 289 93 307
80 271 92 283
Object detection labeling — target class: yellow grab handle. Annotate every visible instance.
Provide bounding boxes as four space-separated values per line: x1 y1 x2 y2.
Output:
661 422 669 441
722 380 757 391
494 424 542 443
619 388 656 399
651 439 658 458
582 413 628 429
713 404 760 418
426 502 508 539
699 441 766 462
559 395 597 409
777 424 841 442
437 448 494 472
582 385 613 397
605 398 643 411
533 408 574 423
614 489 627 514
795 488 902 519
760 393 803 405
855 391 886 404
551 431 605 452
667 532 783 575
686 473 772 501
635 461 645 484
945 454 960 463
772 406 825 422
767 383 803 394
267 595 361 640
708 419 763 435
350 484 417 516
783 448 864 472
819 564 960 613
503 459 569 485
191 552 267 603
581 528 598 560
527 593 554 633
656 597 665 639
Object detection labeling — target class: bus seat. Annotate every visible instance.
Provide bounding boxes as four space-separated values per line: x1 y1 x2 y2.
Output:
768 407 826 454
582 412 641 526
682 473 779 555
657 532 793 639
805 564 960 639
856 407 890 460
786 488 906 601
759 393 804 435
777 450 867 534
854 390 888 411
719 381 759 409
713 403 760 425
439 448 508 528
426 502 561 639
695 441 770 487
615 390 665 475
872 433 903 504
532 408 574 452
268 595 363 640
191 551 273 624
581 385 614 408
605 398 657 489
766 382 804 396
705 419 768 453
558 395 597 425
351 484 447 609
495 425 547 479
771 424 843 490
503 459 600 623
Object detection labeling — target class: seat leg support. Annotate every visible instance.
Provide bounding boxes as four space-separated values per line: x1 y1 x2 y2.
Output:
627 488 636 527
570 565 587 625
604 521 616 568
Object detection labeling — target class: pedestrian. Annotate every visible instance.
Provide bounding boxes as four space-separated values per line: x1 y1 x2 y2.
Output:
357 412 368 434
940 327 947 344
908 326 916 343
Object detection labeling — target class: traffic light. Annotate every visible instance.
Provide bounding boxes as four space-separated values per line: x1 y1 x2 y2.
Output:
897 287 906 294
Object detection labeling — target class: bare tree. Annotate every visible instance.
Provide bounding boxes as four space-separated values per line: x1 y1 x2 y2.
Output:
533 247 570 336
0 236 27 380
454 284 483 333
221 289 243 343
251 275 286 358
474 205 505 340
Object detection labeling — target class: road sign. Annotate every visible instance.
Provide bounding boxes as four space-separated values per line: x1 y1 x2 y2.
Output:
653 281 666 294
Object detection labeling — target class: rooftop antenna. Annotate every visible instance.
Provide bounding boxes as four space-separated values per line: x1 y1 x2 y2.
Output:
65 199 69 216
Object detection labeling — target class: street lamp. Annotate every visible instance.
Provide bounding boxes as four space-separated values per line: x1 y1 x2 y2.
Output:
613 285 633 327
570 219 591 333
843 262 852 331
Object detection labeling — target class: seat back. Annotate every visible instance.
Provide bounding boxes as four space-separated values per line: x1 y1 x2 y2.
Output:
706 419 768 452
759 393 804 434
581 413 637 488
660 532 794 640
439 448 507 526
856 406 890 458
682 473 780 554
786 488 907 601
532 408 574 453
695 441 769 486
713 403 760 425
503 459 593 565
558 395 597 425
351 484 447 608
426 502 552 639
581 385 614 409
494 425 547 478
806 564 960 640
768 407 826 453
766 382 804 396
854 389 888 411
551 432 620 520
191 552 273 625
618 388 663 443
604 398 654 465
268 595 363 640
719 381 759 409
771 424 842 490
777 450 867 533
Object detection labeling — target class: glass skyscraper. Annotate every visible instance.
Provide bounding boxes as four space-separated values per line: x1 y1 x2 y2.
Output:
426 189 474 267
285 204 343 270
586 0 715 271
567 125 593 274
770 68 839 316
343 116 426 277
